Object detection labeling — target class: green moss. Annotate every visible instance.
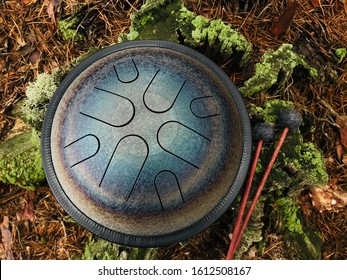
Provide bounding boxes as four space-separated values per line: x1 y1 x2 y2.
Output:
335 48 346 63
262 126 329 192
118 0 252 64
22 50 98 131
175 6 197 37
280 140 329 187
3 48 98 191
82 238 122 260
271 197 322 259
274 197 303 234
250 100 328 192
250 99 294 124
58 16 83 41
286 228 322 260
234 196 265 259
0 129 45 190
118 0 184 43
187 16 252 64
240 44 319 96
239 100 327 258
22 73 58 130
81 237 158 260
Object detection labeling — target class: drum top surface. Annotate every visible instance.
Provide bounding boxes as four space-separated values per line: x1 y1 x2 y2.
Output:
41 40 251 247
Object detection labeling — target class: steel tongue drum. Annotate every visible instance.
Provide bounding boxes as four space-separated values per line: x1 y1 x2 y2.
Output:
41 40 252 247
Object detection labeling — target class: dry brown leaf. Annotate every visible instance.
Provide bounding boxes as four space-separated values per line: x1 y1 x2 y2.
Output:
336 140 344 162
336 115 347 151
22 0 36 5
17 191 36 222
29 50 41 65
14 34 26 49
310 181 347 212
47 1 55 23
271 0 298 37
299 191 313 216
18 45 35 57
47 0 62 24
0 216 14 260
311 0 321 7
342 155 347 165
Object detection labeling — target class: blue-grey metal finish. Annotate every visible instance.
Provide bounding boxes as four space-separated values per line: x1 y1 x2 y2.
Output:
41 40 251 247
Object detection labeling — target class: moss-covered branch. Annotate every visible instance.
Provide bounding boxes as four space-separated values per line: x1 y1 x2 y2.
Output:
118 0 252 65
240 44 319 96
0 128 45 190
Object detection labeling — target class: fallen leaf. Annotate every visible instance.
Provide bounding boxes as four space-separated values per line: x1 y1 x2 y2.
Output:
310 181 347 212
311 0 321 7
47 1 55 23
271 1 298 37
16 191 35 222
29 50 40 65
298 191 313 216
336 140 344 162
245 245 258 259
47 0 62 24
342 155 347 165
18 45 35 57
14 33 26 49
336 115 347 151
22 0 36 5
0 216 14 260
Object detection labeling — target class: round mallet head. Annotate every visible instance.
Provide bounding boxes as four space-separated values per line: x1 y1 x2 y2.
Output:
252 123 274 143
278 109 302 130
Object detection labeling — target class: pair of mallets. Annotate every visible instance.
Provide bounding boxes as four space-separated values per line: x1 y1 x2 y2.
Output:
226 109 303 260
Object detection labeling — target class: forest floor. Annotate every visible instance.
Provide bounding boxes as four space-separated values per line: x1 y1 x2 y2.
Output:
0 0 346 260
